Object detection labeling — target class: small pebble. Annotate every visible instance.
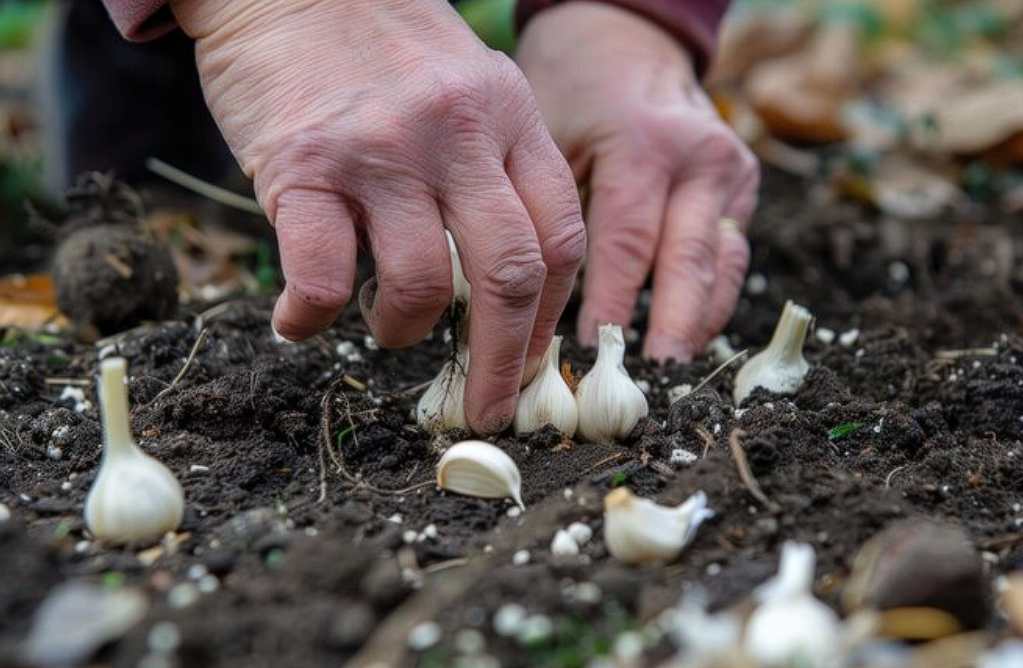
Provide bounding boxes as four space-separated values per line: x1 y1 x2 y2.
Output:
422 524 438 540
746 273 768 295
47 445 63 460
566 522 593 546
167 583 200 609
197 575 219 594
187 564 208 581
551 530 579 557
614 631 645 660
453 628 486 655
667 384 692 404
402 530 417 544
670 449 698 465
815 327 836 345
0 503 10 522
573 582 602 604
363 335 378 351
517 615 553 644
386 514 403 524
511 550 530 566
407 621 441 651
493 603 527 637
60 386 92 413
188 465 209 474
839 328 860 347
506 506 522 518
147 621 181 653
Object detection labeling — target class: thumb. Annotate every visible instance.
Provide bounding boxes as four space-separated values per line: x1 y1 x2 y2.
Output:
271 188 358 341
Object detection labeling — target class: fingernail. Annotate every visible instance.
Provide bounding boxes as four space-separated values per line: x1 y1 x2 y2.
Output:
358 277 378 319
270 320 294 345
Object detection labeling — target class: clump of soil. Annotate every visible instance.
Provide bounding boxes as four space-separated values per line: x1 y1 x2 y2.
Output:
0 167 1021 668
49 173 178 338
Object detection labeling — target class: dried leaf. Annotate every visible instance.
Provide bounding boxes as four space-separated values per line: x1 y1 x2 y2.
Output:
0 274 67 330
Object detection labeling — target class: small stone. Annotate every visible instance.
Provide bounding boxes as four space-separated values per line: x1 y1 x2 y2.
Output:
613 631 644 660
573 582 602 605
147 621 181 653
387 513 403 524
551 530 579 557
506 506 522 518
839 328 860 347
746 273 768 295
815 327 836 345
363 335 378 351
47 445 63 460
407 621 442 651
167 583 200 609
566 522 593 546
187 564 208 580
422 524 438 540
667 384 692 405
197 575 219 594
493 603 527 637
188 465 209 474
670 449 698 465
453 628 486 655
402 530 418 544
0 503 10 522
517 615 553 644
512 549 530 566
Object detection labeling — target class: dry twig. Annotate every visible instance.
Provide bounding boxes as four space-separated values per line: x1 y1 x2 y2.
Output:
136 328 209 413
728 429 780 512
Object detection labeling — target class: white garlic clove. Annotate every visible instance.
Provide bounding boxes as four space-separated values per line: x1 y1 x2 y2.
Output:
575 324 649 444
417 344 469 435
436 440 524 509
566 521 593 546
447 231 471 305
733 300 813 405
551 529 579 557
603 487 713 566
745 542 841 667
85 358 183 545
513 336 578 437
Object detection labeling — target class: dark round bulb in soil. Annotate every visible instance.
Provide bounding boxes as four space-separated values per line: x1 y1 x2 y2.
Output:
53 223 178 337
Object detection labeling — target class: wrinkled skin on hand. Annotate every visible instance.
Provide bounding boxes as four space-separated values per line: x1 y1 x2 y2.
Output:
517 1 760 362
170 0 586 434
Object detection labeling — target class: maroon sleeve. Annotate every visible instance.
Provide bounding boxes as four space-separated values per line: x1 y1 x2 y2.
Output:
516 0 731 76
100 0 175 41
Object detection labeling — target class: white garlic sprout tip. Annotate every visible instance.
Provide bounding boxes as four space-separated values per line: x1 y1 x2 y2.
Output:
85 357 184 545
446 231 471 305
733 300 813 405
514 336 578 437
417 344 469 435
575 324 649 444
745 542 841 667
603 487 713 565
436 440 524 509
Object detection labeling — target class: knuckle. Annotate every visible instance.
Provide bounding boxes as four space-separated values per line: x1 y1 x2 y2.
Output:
720 237 751 276
670 239 717 291
378 269 452 318
287 280 351 312
702 125 746 165
542 215 587 274
479 255 547 308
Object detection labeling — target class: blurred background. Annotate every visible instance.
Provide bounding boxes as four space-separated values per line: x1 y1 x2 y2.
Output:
2 0 1023 328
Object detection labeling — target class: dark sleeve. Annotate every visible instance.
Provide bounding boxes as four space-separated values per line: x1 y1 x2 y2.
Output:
515 0 731 76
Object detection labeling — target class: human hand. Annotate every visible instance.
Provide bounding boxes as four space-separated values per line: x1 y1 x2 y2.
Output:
169 0 585 434
516 1 759 361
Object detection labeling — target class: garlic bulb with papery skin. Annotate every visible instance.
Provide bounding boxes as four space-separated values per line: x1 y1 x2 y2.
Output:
603 487 713 565
575 324 648 443
436 440 524 509
745 542 841 667
417 344 469 434
513 336 577 437
733 300 813 405
85 357 183 545
447 231 471 305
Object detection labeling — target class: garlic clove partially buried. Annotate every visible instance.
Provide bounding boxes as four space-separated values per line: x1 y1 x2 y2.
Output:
745 542 841 667
436 440 524 509
575 324 648 444
733 300 813 405
603 487 713 566
85 357 184 545
446 231 471 306
417 343 469 435
514 336 578 437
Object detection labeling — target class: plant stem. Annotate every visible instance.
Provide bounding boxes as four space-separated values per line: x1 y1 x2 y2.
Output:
99 358 134 457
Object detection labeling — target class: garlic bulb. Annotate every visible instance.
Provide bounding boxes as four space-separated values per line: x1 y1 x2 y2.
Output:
436 440 524 509
513 336 578 437
447 231 471 305
85 357 184 545
603 487 713 565
574 324 648 444
733 300 812 405
745 542 841 667
417 344 469 434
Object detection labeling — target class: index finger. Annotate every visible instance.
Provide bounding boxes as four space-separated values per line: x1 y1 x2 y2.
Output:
444 165 545 435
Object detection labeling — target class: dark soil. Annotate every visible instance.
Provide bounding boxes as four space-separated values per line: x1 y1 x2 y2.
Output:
2 167 1023 668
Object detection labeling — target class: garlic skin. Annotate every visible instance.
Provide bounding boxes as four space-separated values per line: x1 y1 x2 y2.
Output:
417 344 469 435
575 324 648 444
513 336 578 437
436 440 524 509
446 231 471 305
745 542 841 667
603 487 713 565
733 300 813 405
85 357 183 545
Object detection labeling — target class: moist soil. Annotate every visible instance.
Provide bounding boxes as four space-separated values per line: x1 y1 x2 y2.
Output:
2 167 1023 668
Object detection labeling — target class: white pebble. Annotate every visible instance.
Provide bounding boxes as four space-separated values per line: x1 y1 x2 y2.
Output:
407 621 442 650
387 513 403 524
839 329 860 347
363 335 378 351
422 524 438 540
815 327 836 345
197 575 219 594
167 583 200 609
402 530 418 544
888 261 910 284
746 273 768 295
147 621 181 653
566 522 593 546
667 384 693 404
614 631 645 660
188 465 209 474
551 530 579 557
0 503 10 522
60 386 92 413
670 449 698 465
517 615 553 644
47 445 63 460
506 506 522 518
511 549 530 566
493 603 527 637
187 564 208 580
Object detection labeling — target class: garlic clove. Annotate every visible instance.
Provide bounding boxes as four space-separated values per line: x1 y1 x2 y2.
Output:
447 231 471 305
566 521 593 546
85 357 183 545
603 487 713 565
417 344 469 435
745 542 841 667
733 300 813 405
513 336 578 437
551 529 580 557
575 324 649 444
436 440 524 509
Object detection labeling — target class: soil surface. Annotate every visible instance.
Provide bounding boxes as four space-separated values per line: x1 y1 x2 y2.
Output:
2 167 1022 668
